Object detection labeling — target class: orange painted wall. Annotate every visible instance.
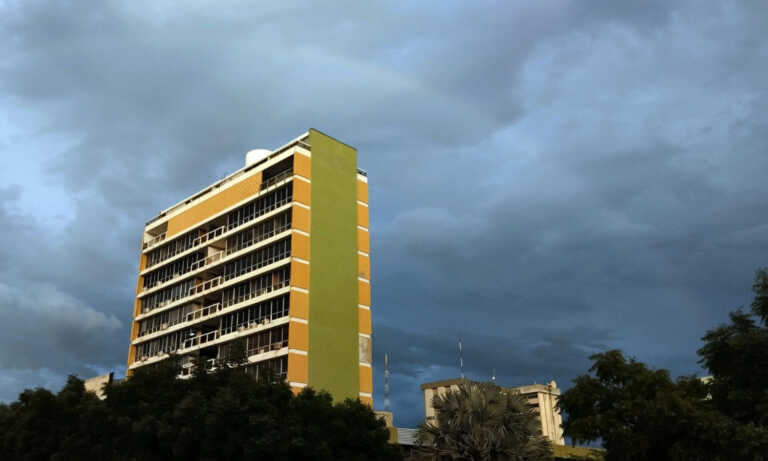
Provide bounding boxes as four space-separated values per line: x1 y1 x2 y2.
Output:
359 365 373 394
293 179 311 206
357 253 370 280
358 280 371 306
289 321 309 351
357 204 369 228
287 353 308 383
294 153 311 179
357 228 370 254
356 180 372 404
290 290 309 320
292 204 311 232
291 232 310 260
357 180 368 203
291 261 309 290
166 171 262 238
358 308 371 335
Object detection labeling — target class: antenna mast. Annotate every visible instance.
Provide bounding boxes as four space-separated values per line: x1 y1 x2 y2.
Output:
384 353 391 412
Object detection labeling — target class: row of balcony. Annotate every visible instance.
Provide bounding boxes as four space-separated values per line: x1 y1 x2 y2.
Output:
134 316 289 364
180 321 288 352
142 221 291 294
143 168 294 255
137 336 289 369
140 256 289 319
135 279 291 341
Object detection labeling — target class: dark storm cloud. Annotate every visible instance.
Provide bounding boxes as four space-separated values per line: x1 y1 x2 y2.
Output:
1 0 767 427
0 187 125 381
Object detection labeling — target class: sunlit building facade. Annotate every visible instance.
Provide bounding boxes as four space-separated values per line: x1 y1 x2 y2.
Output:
126 129 373 404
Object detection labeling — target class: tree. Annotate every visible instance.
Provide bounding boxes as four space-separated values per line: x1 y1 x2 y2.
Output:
557 350 733 460
559 269 768 461
0 360 402 461
416 380 552 461
697 268 768 427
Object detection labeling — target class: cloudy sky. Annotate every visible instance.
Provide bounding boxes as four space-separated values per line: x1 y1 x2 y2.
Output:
1 0 767 426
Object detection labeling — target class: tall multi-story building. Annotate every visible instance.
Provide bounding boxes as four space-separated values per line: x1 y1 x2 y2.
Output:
421 378 565 444
126 129 373 405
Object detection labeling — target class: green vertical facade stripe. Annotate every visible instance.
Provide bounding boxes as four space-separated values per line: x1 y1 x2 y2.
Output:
307 129 359 401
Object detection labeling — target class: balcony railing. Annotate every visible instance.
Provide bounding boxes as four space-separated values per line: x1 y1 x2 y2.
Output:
247 339 289 356
226 222 291 256
144 226 227 269
222 279 290 308
192 225 226 248
226 195 292 232
221 313 284 336
188 276 222 297
189 251 223 272
260 169 293 191
222 250 290 283
182 330 219 350
185 302 223 323
143 232 167 250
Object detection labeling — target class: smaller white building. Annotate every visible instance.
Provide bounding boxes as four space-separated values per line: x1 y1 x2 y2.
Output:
84 372 114 400
421 378 565 445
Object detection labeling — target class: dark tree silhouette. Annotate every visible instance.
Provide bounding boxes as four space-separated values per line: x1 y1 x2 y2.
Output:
559 268 768 461
0 359 401 461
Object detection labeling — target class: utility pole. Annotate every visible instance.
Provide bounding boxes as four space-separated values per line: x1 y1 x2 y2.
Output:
384 353 391 412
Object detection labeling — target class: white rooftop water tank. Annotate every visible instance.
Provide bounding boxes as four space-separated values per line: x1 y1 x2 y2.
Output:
245 149 271 166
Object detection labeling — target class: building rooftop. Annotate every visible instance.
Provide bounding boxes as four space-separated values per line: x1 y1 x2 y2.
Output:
145 129 366 229
420 377 560 394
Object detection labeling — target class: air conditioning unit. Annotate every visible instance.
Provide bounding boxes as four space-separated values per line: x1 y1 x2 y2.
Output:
161 323 168 329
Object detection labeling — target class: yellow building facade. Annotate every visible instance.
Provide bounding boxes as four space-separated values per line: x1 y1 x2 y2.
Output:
127 129 372 404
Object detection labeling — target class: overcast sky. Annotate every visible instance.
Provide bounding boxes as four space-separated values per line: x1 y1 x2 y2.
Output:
1 0 767 427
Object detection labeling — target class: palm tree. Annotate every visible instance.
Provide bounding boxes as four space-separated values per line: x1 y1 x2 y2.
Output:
416 380 552 461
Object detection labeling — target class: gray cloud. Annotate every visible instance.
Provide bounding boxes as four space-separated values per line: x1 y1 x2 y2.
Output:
1 0 767 428
0 281 121 370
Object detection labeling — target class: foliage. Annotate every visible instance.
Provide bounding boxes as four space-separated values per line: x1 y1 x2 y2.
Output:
559 268 768 461
0 359 401 461
698 269 768 427
415 380 552 461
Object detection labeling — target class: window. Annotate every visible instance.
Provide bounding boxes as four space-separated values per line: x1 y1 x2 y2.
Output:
220 266 290 308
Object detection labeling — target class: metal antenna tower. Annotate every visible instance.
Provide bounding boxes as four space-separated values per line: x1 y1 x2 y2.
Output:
458 338 464 379
384 353 391 412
